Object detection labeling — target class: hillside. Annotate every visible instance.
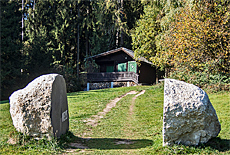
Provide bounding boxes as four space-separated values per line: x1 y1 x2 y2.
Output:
0 85 229 154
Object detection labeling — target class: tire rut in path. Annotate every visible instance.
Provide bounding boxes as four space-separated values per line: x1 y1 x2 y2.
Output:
123 90 146 137
84 90 145 127
129 90 146 116
69 90 146 150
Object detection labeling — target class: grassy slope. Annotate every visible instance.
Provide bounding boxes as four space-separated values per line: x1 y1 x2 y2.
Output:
0 85 229 154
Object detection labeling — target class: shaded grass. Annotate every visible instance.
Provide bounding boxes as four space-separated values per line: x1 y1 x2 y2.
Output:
0 85 229 154
0 102 16 144
209 91 230 140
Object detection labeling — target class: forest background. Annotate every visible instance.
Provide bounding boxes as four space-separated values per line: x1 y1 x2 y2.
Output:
1 0 229 100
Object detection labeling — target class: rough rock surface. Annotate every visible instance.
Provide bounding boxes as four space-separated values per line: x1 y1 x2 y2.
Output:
9 74 69 139
163 79 221 146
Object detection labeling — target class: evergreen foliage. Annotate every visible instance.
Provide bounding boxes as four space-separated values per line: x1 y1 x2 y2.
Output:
1 0 144 100
1 0 228 100
1 0 23 99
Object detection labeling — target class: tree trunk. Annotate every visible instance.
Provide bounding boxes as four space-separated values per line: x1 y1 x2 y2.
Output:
120 0 124 46
85 4 89 57
77 1 80 78
21 0 24 41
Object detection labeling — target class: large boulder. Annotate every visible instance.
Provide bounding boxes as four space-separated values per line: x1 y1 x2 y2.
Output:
9 74 69 139
163 79 221 146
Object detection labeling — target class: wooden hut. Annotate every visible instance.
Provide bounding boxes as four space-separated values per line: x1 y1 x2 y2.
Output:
86 47 163 88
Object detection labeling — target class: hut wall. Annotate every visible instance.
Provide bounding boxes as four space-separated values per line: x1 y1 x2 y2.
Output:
139 62 156 84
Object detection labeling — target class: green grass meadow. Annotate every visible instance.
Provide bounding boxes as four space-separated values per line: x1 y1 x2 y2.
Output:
0 85 229 154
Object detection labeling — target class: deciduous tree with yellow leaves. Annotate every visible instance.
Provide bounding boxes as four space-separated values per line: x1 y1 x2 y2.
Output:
161 0 229 74
132 0 229 89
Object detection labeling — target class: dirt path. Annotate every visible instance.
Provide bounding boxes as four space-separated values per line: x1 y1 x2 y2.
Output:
129 90 146 116
122 90 146 138
67 90 146 151
84 91 138 127
84 90 146 127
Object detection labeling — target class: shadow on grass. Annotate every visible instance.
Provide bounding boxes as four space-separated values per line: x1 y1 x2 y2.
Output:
83 137 153 150
203 137 230 152
60 131 153 150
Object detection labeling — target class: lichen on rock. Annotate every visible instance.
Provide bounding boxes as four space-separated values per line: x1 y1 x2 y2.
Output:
9 74 69 139
163 79 221 146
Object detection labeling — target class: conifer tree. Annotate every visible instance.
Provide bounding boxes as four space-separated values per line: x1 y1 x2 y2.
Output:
1 0 23 99
0 0 146 96
23 0 54 78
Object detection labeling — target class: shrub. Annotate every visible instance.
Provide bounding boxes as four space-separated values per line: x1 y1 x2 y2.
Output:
169 67 230 92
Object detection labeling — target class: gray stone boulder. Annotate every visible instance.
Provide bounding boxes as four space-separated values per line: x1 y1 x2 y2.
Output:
9 74 69 139
163 79 221 146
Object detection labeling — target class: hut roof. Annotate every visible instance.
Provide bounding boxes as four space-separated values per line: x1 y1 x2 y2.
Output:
87 47 153 65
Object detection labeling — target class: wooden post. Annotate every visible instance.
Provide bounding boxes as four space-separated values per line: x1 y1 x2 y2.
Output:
156 69 158 84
